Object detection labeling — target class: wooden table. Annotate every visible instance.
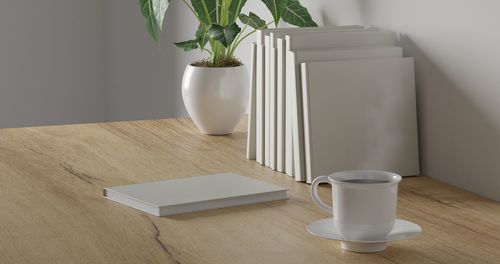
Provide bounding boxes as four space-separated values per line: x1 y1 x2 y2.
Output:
1 118 500 264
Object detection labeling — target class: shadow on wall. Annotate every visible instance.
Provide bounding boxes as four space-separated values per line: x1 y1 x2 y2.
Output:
398 35 500 201
318 0 364 26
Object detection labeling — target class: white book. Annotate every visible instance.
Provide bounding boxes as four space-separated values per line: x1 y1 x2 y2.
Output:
280 28 376 177
301 58 420 183
288 46 403 181
256 26 362 172
269 45 277 170
246 43 257 160
264 36 271 167
269 26 364 174
276 38 288 174
104 173 288 217
285 30 397 181
255 42 265 164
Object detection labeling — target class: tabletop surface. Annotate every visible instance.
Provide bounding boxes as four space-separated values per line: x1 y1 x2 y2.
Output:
1 117 500 264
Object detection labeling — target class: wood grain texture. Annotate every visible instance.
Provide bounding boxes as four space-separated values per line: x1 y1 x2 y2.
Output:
0 117 499 264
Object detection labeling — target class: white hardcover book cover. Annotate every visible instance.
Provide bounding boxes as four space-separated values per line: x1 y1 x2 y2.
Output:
281 29 378 177
268 26 364 174
301 58 420 183
269 46 277 170
246 43 257 160
255 43 265 164
104 173 288 217
276 38 287 173
288 46 403 181
285 30 397 181
285 54 296 177
257 26 363 173
264 36 271 167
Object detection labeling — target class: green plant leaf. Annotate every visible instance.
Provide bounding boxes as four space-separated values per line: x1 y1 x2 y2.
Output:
174 39 200 51
139 0 161 43
281 0 318 27
228 0 248 24
152 0 170 31
239 12 268 29
195 24 209 50
139 0 170 43
208 23 241 47
260 0 283 26
191 0 217 25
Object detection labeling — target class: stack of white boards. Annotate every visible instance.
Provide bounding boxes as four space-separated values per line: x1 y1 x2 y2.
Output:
246 26 420 183
104 173 288 217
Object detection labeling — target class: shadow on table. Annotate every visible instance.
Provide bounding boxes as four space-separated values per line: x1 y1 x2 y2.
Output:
166 199 290 221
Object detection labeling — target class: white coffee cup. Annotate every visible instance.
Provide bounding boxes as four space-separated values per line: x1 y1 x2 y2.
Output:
311 170 402 241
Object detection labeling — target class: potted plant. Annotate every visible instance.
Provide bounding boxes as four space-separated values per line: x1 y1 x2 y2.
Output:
139 0 317 135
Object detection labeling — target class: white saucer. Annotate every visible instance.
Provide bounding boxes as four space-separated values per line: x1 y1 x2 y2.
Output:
307 218 422 253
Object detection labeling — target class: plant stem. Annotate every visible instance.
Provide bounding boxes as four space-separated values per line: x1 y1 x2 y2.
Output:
216 0 220 23
228 22 273 58
231 23 249 49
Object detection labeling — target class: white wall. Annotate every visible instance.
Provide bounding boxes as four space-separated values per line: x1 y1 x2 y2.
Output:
0 0 107 128
2 0 499 201
105 0 181 120
349 0 500 201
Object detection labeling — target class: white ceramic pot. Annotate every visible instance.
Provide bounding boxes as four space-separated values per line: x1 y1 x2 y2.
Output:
182 64 249 135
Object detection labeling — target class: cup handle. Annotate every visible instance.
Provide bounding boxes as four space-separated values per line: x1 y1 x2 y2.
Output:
311 176 333 215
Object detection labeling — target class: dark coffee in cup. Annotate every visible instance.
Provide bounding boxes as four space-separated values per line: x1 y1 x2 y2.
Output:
341 179 390 184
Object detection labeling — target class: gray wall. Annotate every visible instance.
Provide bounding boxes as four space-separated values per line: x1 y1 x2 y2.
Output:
351 0 500 201
0 0 106 128
1 0 499 201
105 0 179 120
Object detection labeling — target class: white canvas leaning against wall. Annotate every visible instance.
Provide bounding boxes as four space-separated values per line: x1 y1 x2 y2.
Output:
264 36 272 167
246 43 257 160
287 46 403 181
252 26 363 172
301 58 420 183
268 25 364 174
284 30 398 181
277 27 376 177
255 36 265 165
255 30 276 166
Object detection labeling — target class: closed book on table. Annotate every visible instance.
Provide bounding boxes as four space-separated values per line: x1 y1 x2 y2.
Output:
104 173 288 216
